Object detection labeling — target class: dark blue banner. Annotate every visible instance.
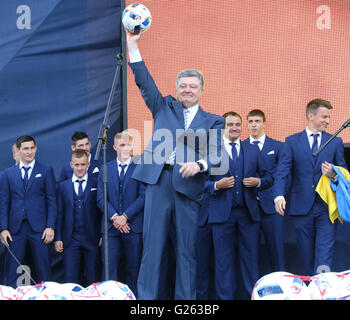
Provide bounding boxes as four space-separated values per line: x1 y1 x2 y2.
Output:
0 0 123 178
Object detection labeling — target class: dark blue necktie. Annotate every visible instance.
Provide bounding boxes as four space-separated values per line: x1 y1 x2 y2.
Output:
22 166 30 190
229 142 238 165
252 140 260 147
77 179 85 199
311 133 319 154
119 164 127 187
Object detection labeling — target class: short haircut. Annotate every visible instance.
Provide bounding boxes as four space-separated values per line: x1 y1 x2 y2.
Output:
306 98 332 118
72 149 89 160
247 109 266 122
222 111 242 123
114 130 133 143
176 69 204 89
71 132 89 146
16 135 36 149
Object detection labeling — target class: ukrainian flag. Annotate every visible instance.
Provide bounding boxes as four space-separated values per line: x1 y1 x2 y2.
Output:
316 165 350 223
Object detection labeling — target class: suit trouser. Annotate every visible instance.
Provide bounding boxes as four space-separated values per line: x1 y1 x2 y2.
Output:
291 196 337 276
211 207 260 300
260 211 286 272
137 168 199 300
4 220 51 288
196 221 213 300
102 228 142 297
63 234 100 286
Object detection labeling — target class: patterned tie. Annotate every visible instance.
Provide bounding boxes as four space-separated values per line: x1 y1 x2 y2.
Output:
168 108 191 164
119 163 127 187
183 108 190 130
229 142 238 165
311 133 319 154
22 166 30 190
77 179 85 199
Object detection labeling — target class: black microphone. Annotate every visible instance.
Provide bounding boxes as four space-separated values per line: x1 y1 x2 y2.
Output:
313 118 350 157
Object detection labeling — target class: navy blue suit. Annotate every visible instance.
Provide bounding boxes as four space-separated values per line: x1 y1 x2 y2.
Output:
97 159 145 297
129 60 225 300
209 140 273 299
196 180 215 300
245 136 286 272
273 130 347 275
56 174 101 285
0 161 57 287
59 153 102 182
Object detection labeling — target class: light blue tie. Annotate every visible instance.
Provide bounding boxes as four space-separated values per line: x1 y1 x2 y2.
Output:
168 108 190 164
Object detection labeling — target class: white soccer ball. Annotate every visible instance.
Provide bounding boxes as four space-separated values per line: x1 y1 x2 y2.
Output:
308 272 342 300
336 273 350 300
122 3 152 34
252 272 310 300
0 285 17 300
73 281 136 300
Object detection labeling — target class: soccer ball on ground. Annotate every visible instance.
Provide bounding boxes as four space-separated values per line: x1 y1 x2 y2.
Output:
122 3 152 34
251 272 310 300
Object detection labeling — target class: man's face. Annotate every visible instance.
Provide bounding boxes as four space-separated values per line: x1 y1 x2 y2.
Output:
247 115 265 139
224 115 242 141
70 155 90 179
72 138 91 156
308 106 331 132
113 138 133 162
176 76 203 108
19 141 37 165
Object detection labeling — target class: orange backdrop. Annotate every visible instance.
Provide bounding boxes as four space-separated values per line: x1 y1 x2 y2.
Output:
125 0 350 153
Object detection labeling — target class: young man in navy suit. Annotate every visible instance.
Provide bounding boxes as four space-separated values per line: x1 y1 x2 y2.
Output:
0 135 57 287
54 149 101 285
245 109 285 272
274 99 347 276
126 29 224 300
60 132 102 182
208 112 273 300
97 131 145 297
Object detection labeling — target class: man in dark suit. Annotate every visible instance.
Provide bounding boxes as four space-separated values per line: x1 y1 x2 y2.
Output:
245 109 285 272
0 135 57 287
208 111 273 300
97 130 145 297
274 98 347 276
59 131 102 182
126 30 225 300
54 149 101 285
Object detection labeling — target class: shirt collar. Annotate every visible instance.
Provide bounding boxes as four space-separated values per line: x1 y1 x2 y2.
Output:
72 172 88 183
224 136 240 147
249 134 265 145
184 104 199 115
306 127 322 138
117 157 132 167
19 159 35 169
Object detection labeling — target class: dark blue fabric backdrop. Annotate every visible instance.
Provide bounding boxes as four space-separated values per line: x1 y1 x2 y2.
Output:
0 0 123 178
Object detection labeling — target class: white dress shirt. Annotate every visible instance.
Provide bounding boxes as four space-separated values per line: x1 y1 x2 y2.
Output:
72 173 88 196
249 134 266 151
19 160 35 179
305 127 322 149
117 157 132 175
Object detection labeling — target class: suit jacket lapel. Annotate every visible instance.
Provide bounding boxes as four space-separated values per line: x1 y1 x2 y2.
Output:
300 130 314 164
83 178 92 202
188 106 206 131
123 162 135 192
173 101 185 128
14 164 24 191
314 132 329 166
66 180 74 207
26 162 38 192
111 161 119 196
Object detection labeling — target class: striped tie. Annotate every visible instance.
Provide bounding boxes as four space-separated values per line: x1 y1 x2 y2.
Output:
168 108 190 164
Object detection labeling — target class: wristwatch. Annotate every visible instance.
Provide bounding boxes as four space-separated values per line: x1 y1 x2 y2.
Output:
196 161 204 172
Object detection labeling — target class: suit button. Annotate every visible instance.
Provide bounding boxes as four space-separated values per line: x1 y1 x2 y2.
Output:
312 185 314 188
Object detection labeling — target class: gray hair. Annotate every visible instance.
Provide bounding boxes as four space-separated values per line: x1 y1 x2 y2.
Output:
176 69 204 89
